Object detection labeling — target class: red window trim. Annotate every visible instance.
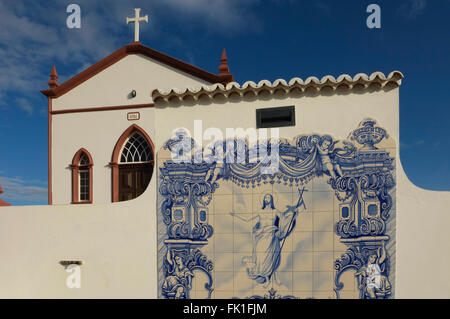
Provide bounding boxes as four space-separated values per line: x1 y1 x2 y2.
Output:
110 124 155 203
70 148 94 204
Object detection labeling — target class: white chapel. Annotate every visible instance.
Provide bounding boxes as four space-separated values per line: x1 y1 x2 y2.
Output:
0 8 449 299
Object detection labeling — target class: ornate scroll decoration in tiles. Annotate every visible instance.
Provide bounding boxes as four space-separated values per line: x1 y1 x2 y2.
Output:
157 118 395 299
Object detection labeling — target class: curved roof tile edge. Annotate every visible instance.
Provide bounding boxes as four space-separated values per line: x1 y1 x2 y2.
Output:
152 71 403 103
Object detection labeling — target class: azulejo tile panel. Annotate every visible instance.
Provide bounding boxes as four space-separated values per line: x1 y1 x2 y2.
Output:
157 118 396 299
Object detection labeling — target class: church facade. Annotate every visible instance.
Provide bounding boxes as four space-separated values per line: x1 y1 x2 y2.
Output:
42 41 232 206
0 31 449 298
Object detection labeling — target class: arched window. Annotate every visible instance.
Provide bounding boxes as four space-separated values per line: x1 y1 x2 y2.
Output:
111 125 154 202
70 149 93 204
120 133 153 163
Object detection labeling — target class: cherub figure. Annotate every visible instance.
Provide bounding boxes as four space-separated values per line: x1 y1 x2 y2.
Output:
316 136 342 179
204 140 226 184
205 162 223 184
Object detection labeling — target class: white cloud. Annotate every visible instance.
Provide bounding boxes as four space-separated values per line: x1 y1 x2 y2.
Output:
0 175 47 203
154 0 263 32
400 139 425 149
0 1 123 115
398 0 427 19
15 98 34 115
314 1 332 15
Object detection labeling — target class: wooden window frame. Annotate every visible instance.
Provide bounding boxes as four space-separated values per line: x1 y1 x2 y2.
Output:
70 148 93 204
118 163 154 202
110 124 155 203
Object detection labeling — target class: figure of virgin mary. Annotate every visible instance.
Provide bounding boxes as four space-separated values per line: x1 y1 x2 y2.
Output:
230 191 305 287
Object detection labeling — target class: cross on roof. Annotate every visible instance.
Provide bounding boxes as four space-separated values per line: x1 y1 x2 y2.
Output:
126 8 149 42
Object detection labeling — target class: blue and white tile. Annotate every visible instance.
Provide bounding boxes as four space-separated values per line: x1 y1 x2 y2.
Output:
313 251 334 272
313 212 334 232
233 193 252 214
312 176 332 192
292 231 313 251
312 191 334 212
292 251 314 272
215 180 233 195
214 213 233 234
233 233 253 253
313 231 334 252
293 271 314 291
214 272 234 291
214 233 234 253
214 195 234 214
294 213 313 232
278 252 293 272
213 252 234 272
313 272 333 292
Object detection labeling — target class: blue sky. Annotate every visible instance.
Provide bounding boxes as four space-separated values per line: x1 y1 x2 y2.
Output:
0 0 449 205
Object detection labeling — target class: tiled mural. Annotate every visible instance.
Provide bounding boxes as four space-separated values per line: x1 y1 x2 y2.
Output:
157 118 396 299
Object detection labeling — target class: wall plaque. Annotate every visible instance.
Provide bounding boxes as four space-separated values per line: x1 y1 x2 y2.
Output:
127 112 140 121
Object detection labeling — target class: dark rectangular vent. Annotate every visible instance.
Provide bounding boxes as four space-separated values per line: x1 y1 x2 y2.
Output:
256 106 295 128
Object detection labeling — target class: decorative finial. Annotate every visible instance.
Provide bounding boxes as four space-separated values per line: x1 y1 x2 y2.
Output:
48 65 59 88
126 8 149 42
218 48 230 75
350 118 388 150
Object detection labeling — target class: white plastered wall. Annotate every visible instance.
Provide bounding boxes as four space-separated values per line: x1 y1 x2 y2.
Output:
396 160 450 298
52 54 211 110
0 192 157 298
154 89 399 149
